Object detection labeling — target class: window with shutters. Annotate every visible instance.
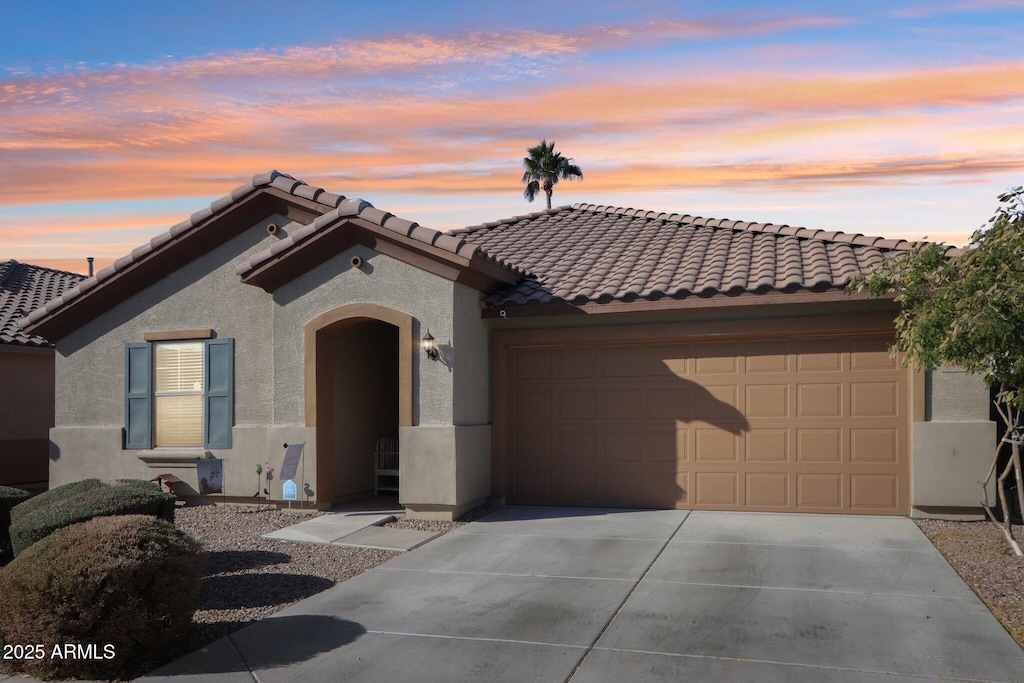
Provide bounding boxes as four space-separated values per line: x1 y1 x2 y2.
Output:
125 337 234 450
153 341 204 447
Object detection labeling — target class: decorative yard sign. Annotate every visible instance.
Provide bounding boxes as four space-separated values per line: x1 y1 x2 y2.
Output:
283 479 297 501
197 458 224 495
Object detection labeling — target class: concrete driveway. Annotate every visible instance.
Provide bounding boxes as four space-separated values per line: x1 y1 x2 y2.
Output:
145 508 1024 682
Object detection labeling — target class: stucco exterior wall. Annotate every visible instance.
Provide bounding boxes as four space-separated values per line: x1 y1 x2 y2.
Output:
271 243 454 425
912 367 996 518
0 345 55 486
51 215 296 496
452 282 490 426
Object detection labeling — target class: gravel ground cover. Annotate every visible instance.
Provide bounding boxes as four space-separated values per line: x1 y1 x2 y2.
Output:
176 504 401 648
177 502 500 649
915 519 1024 649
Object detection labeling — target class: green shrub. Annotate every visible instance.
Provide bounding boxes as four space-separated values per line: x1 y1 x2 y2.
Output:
9 484 176 557
0 515 205 680
8 478 103 524
0 486 31 556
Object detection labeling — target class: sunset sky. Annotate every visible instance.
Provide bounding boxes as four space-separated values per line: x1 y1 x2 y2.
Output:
3 1 1023 274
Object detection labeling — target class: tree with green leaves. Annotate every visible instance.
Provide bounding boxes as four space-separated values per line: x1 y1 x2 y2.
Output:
521 140 583 210
849 187 1024 555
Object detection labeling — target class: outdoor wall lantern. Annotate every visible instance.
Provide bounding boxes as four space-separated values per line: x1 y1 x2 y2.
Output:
422 330 439 361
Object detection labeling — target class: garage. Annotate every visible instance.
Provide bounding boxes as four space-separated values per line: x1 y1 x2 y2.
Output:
494 322 910 515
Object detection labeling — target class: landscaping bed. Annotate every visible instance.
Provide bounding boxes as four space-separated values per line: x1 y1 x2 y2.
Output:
916 519 1024 649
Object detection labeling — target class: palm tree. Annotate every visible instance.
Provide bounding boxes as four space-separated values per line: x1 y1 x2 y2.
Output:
521 140 583 210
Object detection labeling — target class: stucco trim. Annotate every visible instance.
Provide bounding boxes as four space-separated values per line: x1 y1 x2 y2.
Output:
143 329 215 341
304 303 414 509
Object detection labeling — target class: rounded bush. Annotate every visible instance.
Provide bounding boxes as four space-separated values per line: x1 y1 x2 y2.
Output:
0 515 205 680
9 478 103 525
0 485 31 556
9 483 176 557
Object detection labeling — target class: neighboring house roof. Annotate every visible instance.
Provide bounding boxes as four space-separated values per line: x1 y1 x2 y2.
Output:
453 203 957 309
0 260 86 347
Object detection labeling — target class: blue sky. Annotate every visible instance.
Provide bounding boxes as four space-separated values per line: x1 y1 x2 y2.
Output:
3 0 1023 273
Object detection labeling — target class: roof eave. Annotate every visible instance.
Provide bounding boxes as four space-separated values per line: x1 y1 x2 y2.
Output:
481 287 897 318
239 215 521 293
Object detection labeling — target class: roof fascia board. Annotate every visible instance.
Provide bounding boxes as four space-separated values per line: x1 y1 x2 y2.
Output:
481 288 896 318
241 216 517 293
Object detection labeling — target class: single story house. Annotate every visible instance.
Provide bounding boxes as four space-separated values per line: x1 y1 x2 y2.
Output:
0 260 85 487
19 172 994 519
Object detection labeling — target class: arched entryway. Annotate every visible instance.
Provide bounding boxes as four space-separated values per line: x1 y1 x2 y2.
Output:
304 304 414 509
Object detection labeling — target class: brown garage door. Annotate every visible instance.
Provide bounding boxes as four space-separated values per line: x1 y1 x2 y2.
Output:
500 332 909 514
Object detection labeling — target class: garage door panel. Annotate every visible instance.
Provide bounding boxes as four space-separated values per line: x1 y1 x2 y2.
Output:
694 384 739 419
746 429 789 462
695 472 739 506
604 428 644 463
851 336 898 370
601 388 644 420
601 346 643 377
644 427 686 462
746 384 789 417
796 429 843 462
504 332 908 515
745 473 790 507
559 390 595 420
851 429 899 463
745 340 789 373
556 347 595 379
646 344 690 377
513 428 552 464
515 389 551 421
851 382 898 417
513 348 552 380
796 338 843 371
796 473 844 509
559 429 597 462
695 343 741 375
695 428 740 462
851 474 899 511
797 384 843 417
647 387 693 418
643 467 687 508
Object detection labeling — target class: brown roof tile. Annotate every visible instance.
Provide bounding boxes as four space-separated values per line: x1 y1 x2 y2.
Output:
0 261 85 346
455 203 956 308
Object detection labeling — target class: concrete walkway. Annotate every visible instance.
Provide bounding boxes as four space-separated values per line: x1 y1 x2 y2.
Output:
262 510 441 552
143 508 1024 682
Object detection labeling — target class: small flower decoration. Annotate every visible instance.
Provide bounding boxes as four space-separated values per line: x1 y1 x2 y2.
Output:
256 464 263 475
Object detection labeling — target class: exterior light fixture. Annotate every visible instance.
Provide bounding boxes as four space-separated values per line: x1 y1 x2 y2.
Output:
422 330 439 361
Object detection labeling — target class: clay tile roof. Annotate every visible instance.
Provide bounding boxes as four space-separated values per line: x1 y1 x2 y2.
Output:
456 204 957 308
1 261 86 346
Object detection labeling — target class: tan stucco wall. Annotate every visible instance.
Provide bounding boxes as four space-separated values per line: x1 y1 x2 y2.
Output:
0 345 55 486
51 228 493 515
912 367 996 519
51 215 300 497
270 243 493 516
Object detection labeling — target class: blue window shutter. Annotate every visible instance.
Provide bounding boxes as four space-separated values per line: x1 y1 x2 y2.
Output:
125 342 152 449
204 338 234 449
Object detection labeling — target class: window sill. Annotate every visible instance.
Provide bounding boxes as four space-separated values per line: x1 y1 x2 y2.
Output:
136 449 211 468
